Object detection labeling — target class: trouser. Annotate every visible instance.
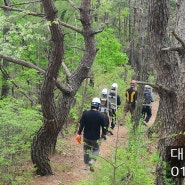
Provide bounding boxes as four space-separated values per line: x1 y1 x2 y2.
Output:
83 138 100 164
122 102 136 123
142 106 152 123
101 112 109 134
124 101 136 115
110 109 116 129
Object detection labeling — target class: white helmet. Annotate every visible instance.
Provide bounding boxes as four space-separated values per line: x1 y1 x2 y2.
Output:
111 83 118 90
145 85 151 89
91 97 101 108
101 88 108 95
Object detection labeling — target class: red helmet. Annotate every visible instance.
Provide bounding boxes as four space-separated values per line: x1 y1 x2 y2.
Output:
130 80 136 87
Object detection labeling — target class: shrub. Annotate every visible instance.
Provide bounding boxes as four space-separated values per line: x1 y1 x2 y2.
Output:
0 97 42 185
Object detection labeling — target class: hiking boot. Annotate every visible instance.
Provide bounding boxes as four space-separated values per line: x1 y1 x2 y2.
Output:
83 164 89 170
89 164 95 172
90 166 94 172
108 130 113 135
89 159 95 172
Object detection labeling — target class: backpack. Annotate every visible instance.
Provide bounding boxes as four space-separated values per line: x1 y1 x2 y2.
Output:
108 90 117 110
100 100 108 113
144 91 152 104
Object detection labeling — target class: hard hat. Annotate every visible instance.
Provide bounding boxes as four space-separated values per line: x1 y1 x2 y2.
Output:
111 83 118 90
130 80 136 87
92 97 101 103
101 88 108 95
91 97 101 108
145 85 151 89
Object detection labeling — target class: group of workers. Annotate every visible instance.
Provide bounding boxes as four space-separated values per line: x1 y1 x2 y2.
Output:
76 80 155 171
123 80 154 125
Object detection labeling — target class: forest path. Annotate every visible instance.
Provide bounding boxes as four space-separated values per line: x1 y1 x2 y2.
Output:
32 95 159 185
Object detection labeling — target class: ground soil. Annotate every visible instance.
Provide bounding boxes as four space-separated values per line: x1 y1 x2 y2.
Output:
31 96 159 185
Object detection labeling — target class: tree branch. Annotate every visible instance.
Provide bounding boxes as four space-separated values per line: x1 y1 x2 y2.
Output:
71 46 85 51
0 5 45 17
0 65 37 105
59 20 82 34
61 61 71 77
93 28 104 35
135 80 174 93
161 47 182 51
172 31 185 50
0 55 72 93
66 1 103 36
12 0 41 6
67 0 79 11
0 55 45 73
161 47 184 55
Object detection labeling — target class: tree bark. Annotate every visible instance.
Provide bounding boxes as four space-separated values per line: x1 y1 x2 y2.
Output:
149 0 185 184
31 0 97 176
126 0 152 128
31 0 64 176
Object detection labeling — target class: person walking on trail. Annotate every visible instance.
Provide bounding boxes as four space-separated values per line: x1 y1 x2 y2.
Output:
142 85 154 126
121 80 137 125
76 97 107 172
99 88 112 135
108 83 121 131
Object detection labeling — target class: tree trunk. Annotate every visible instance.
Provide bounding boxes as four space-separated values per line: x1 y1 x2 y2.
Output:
31 0 64 176
126 0 152 128
31 0 97 176
1 0 11 98
149 0 185 184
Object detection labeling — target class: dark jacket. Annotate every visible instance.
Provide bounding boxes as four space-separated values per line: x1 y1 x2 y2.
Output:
78 109 106 140
117 94 121 106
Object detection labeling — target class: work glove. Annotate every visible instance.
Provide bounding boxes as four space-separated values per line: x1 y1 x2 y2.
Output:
76 135 81 144
101 134 107 140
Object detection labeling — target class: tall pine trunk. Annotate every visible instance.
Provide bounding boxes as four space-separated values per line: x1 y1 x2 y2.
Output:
149 0 185 184
31 0 97 176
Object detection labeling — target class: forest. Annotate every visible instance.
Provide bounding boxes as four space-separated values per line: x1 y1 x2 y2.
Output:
0 0 185 185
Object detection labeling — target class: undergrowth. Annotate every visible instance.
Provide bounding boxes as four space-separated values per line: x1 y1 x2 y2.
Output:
0 97 42 185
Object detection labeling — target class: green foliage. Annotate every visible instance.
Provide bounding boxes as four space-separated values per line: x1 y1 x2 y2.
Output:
0 97 42 185
91 0 130 43
92 0 112 17
69 81 95 124
116 130 156 184
54 1 85 73
95 28 128 71
161 161 175 185
63 33 84 71
0 14 48 67
1 66 43 104
108 1 130 22
91 0 129 20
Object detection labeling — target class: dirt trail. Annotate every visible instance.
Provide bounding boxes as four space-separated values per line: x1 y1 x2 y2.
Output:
32 96 159 185
32 126 128 185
